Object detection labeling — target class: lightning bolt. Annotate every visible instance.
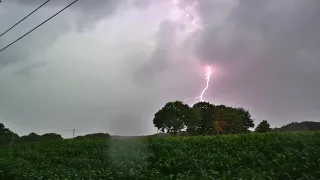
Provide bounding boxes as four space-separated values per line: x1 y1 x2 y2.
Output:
172 0 202 28
185 66 212 104
171 0 210 104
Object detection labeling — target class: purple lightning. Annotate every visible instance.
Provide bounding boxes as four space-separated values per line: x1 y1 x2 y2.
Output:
171 0 211 104
185 66 212 104
172 0 202 28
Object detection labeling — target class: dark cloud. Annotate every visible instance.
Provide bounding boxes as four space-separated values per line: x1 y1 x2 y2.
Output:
0 0 156 72
1 0 319 137
9 0 153 31
10 0 125 13
132 0 152 10
134 19 178 83
0 3 70 70
136 0 320 126
0 1 172 137
0 0 133 71
193 0 320 125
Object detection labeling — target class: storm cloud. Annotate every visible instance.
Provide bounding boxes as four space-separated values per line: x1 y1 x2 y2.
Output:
0 0 319 137
194 0 320 126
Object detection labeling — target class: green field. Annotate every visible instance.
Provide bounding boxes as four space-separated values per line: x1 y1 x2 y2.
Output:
0 132 320 179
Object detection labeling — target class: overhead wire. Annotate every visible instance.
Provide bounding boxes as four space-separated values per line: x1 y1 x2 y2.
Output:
0 0 52 38
0 0 79 53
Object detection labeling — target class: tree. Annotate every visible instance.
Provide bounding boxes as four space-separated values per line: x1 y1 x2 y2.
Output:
273 121 320 132
213 120 227 134
153 101 256 136
213 105 243 134
0 123 10 133
0 122 19 146
234 108 255 132
41 133 63 141
185 107 201 135
255 120 271 133
212 105 255 134
153 101 192 136
75 133 111 140
18 132 42 142
153 109 167 133
192 102 216 135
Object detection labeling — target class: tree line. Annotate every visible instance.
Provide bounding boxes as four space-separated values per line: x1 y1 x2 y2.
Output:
0 126 65 147
273 121 320 132
1 100 319 146
0 122 111 147
153 101 271 136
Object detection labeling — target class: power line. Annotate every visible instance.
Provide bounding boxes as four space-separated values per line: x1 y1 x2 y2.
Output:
0 0 79 53
0 0 51 38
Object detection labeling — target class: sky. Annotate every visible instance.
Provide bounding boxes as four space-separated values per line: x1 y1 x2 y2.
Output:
0 0 319 138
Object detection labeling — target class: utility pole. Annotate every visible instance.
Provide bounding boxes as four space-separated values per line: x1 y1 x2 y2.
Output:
62 129 75 139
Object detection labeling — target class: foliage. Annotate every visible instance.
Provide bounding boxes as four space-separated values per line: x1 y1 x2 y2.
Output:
0 123 19 146
153 101 193 136
192 102 215 135
273 121 320 132
234 107 255 132
18 133 42 142
153 101 255 136
185 106 201 135
41 133 63 141
17 132 63 143
213 120 227 134
256 120 271 133
75 133 111 140
0 132 319 179
1 123 64 146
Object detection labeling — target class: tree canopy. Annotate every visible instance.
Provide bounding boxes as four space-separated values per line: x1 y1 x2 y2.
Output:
255 120 271 133
153 101 193 136
153 101 255 136
272 121 320 132
1 122 112 146
0 123 19 146
74 133 111 140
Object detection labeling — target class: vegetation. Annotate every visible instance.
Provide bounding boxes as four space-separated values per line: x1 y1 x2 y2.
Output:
74 132 111 140
0 132 319 179
153 101 255 136
0 122 111 147
273 121 320 132
16 132 63 143
0 123 19 146
1 100 320 179
256 120 271 133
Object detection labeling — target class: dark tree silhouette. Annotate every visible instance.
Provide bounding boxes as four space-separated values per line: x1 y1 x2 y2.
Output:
75 133 111 140
234 107 255 132
41 133 63 141
18 133 42 142
255 120 271 133
0 123 19 146
273 121 320 132
153 101 256 136
153 101 193 136
192 102 215 135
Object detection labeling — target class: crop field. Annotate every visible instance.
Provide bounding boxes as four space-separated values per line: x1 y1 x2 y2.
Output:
0 132 320 179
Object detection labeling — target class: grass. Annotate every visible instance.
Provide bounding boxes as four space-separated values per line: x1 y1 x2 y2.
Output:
0 132 320 179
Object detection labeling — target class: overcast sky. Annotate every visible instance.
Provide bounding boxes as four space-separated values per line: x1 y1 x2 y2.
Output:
0 0 319 137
